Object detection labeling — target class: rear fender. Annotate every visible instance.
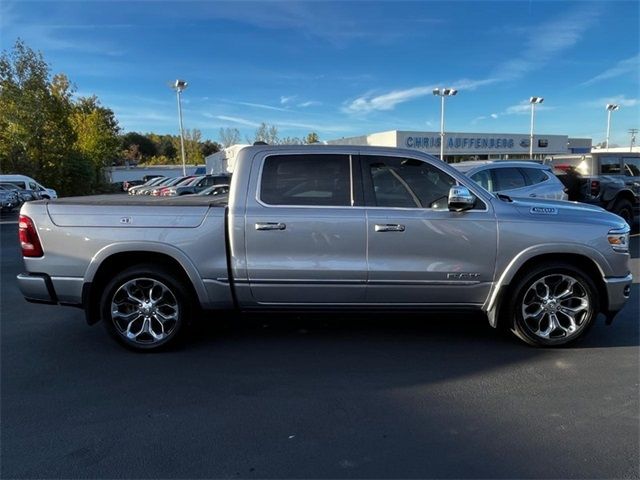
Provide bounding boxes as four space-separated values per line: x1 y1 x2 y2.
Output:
85 241 209 306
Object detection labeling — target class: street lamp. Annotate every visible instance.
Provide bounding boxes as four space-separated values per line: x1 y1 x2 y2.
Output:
171 79 188 175
433 88 457 161
605 104 620 151
529 96 544 159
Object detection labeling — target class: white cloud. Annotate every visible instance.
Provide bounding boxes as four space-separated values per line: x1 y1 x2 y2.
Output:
297 100 321 108
280 95 297 105
490 113 498 119
343 85 436 114
225 100 289 112
343 5 598 115
581 54 640 86
215 115 261 128
583 95 639 108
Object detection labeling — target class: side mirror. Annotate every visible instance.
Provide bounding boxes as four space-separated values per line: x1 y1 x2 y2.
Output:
448 185 476 212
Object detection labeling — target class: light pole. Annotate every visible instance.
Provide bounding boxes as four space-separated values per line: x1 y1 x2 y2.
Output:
432 88 457 161
605 104 620 151
529 96 544 159
172 79 188 175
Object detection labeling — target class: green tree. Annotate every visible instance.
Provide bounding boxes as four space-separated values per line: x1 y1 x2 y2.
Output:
70 96 121 187
0 40 76 191
304 132 320 144
172 128 204 165
120 132 157 159
200 139 220 157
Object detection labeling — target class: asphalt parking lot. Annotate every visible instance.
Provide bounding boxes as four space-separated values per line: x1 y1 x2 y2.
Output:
1 212 639 479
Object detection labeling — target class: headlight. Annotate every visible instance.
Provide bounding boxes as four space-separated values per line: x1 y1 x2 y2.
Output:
607 226 630 253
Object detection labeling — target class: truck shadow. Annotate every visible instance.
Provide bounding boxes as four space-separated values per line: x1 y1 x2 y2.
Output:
188 291 639 353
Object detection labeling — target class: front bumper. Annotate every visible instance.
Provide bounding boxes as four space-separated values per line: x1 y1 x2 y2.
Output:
603 273 633 322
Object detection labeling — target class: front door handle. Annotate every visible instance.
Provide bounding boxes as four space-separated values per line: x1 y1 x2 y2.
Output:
529 193 537 197
375 224 405 232
255 222 286 231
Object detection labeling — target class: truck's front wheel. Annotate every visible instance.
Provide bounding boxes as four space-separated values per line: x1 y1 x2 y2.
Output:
506 263 598 347
100 264 191 350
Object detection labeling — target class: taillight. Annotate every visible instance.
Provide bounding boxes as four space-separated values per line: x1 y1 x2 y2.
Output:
590 180 600 196
18 215 43 257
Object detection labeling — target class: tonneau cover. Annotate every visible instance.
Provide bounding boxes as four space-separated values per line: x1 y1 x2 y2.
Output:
45 194 227 228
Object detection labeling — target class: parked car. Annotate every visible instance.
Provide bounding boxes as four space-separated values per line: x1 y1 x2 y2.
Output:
197 184 230 197
127 176 166 195
0 186 20 212
149 176 194 196
122 179 145 192
17 145 631 351
452 161 568 200
161 174 231 196
544 153 640 225
0 174 57 199
0 183 36 203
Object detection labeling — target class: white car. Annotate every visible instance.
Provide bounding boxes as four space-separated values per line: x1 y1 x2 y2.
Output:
0 174 57 199
452 161 568 200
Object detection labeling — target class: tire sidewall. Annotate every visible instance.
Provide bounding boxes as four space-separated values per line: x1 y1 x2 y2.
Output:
508 264 599 347
100 265 192 351
613 199 633 226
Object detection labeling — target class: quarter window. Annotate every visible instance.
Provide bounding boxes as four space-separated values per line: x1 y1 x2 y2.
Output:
260 154 351 206
521 168 549 185
362 156 456 209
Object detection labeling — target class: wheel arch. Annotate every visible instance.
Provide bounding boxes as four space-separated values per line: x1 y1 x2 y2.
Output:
485 248 609 328
83 243 208 324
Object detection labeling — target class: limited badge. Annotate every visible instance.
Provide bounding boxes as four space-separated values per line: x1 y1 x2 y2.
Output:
530 206 558 215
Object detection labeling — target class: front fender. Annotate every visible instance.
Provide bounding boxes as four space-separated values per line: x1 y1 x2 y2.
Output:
483 243 612 325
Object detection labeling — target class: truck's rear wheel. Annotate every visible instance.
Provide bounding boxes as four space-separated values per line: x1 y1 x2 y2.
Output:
506 263 598 347
100 264 191 350
612 199 633 226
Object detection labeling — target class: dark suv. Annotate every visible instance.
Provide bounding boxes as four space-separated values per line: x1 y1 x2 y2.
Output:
544 152 639 225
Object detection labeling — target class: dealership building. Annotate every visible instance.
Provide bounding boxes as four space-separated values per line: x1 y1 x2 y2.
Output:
328 130 591 162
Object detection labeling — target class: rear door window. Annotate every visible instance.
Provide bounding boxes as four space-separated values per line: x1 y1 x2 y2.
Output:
492 168 528 191
260 154 351 206
599 156 622 174
470 169 494 191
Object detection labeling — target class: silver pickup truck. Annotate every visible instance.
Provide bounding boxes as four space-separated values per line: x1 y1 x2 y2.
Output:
17 145 632 350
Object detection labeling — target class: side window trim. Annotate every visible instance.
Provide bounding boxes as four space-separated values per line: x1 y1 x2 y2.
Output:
256 153 355 208
360 154 487 211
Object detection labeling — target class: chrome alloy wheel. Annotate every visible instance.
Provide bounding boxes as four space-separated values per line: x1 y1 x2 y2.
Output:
521 274 591 341
110 278 180 345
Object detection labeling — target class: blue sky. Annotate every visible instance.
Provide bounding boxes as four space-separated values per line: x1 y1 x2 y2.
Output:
1 0 638 146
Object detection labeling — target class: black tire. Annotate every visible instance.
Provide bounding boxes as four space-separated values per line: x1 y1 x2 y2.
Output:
100 264 193 351
612 199 633 226
504 262 599 347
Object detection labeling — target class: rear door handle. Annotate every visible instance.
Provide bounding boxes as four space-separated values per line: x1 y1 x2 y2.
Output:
529 193 537 197
375 224 405 232
255 222 286 231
